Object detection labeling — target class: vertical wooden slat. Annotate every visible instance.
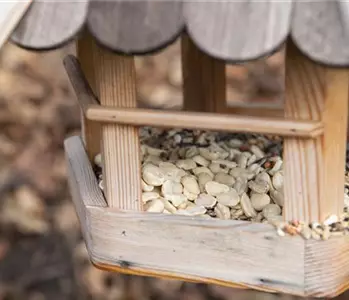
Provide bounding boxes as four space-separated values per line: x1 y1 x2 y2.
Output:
93 45 142 210
76 32 101 162
181 34 226 112
283 40 349 223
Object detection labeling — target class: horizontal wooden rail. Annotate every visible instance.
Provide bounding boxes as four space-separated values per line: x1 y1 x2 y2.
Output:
85 105 324 138
63 55 323 138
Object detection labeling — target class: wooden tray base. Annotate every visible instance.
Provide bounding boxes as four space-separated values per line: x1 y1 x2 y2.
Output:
64 135 349 299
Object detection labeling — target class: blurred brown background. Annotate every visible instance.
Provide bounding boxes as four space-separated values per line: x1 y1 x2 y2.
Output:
0 40 342 300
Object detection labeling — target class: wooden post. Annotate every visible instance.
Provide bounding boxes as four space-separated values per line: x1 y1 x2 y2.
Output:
283 41 349 223
93 46 142 210
76 32 101 162
181 33 226 112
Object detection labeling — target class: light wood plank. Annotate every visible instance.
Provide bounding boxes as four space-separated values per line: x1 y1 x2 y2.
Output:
85 105 324 139
292 1 349 66
0 0 32 49
64 135 305 295
305 237 349 298
65 133 349 298
181 33 226 112
87 0 183 54
64 135 106 257
184 1 292 61
67 36 102 162
283 40 349 223
11 1 88 49
92 44 142 210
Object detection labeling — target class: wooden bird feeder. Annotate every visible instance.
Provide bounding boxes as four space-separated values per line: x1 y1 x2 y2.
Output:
8 1 349 298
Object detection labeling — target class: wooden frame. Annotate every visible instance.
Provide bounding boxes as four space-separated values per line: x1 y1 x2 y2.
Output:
65 135 349 298
62 35 349 299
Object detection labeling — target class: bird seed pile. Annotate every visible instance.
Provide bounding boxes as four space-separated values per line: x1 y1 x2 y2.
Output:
93 127 349 240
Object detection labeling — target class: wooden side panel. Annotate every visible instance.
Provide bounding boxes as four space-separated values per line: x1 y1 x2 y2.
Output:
305 238 349 298
11 1 88 49
65 134 305 296
283 40 349 223
93 44 142 210
75 33 101 162
292 1 349 66
184 1 292 61
87 0 183 54
64 136 107 255
181 34 226 112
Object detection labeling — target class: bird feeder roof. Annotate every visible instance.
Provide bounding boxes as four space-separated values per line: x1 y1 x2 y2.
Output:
10 0 349 66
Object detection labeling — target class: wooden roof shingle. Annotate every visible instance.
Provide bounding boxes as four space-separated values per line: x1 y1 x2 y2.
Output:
10 0 349 66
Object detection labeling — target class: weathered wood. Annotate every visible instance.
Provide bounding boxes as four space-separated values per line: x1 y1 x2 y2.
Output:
181 34 226 112
64 136 107 257
65 134 349 298
283 40 349 223
86 105 324 139
305 237 349 298
0 0 32 49
92 44 142 210
64 43 101 162
292 1 349 66
11 1 88 49
87 0 183 54
184 1 292 61
65 135 305 296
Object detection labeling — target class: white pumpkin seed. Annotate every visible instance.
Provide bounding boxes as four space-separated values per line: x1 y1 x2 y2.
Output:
251 193 271 211
205 181 230 196
145 199 165 213
192 155 210 167
161 180 183 196
185 146 199 158
181 175 200 195
214 203 231 220
192 167 214 178
216 189 240 207
272 171 284 191
240 193 257 218
94 153 102 168
262 203 281 218
141 179 154 192
233 178 248 195
195 193 217 208
142 192 160 203
214 172 235 186
166 194 187 207
142 164 166 186
176 159 196 170
270 190 284 207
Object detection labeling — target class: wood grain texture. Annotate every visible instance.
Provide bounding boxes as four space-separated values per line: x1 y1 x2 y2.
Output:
181 33 226 112
292 1 349 66
85 105 324 139
184 1 292 61
87 0 183 54
305 237 349 298
64 136 107 256
283 40 349 223
65 37 102 162
65 134 349 298
93 44 142 210
0 0 32 49
11 1 88 49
